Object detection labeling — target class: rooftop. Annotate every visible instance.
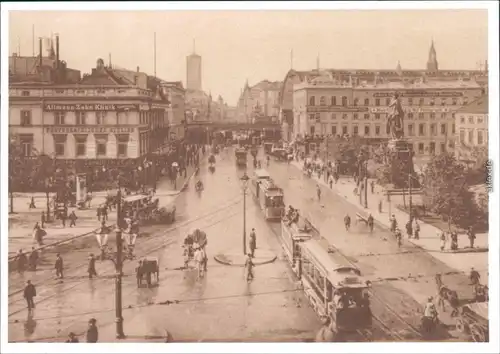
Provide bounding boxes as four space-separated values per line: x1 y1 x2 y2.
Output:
456 95 488 114
294 78 483 90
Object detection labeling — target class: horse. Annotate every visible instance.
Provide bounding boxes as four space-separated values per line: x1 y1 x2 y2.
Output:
136 258 160 288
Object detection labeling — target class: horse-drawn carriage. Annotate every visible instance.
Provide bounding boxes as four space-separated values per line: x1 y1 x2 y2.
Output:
136 257 160 288
455 302 489 342
122 194 175 225
183 229 208 268
150 206 176 224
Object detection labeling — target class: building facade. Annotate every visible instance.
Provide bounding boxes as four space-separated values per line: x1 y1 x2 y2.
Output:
455 95 488 163
236 80 282 124
9 59 171 174
161 81 186 140
279 41 488 142
292 73 484 159
185 89 211 122
186 51 202 91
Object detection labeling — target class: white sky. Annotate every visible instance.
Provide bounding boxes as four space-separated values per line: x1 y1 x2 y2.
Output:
9 10 488 105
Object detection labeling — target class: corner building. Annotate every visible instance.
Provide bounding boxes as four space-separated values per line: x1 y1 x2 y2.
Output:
292 74 484 159
455 95 489 163
9 59 171 174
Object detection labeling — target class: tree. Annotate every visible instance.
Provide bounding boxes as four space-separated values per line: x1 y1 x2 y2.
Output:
8 135 40 213
327 135 366 175
422 153 478 230
466 146 489 185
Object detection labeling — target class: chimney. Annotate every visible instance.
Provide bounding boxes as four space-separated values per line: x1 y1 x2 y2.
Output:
56 34 60 69
39 37 42 67
137 66 140 73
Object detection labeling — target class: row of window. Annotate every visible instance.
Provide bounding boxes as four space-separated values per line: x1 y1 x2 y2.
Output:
53 134 131 157
19 111 111 126
19 110 167 127
307 112 455 122
310 122 455 137
459 115 487 125
308 96 469 107
310 139 449 155
15 88 132 97
459 129 487 146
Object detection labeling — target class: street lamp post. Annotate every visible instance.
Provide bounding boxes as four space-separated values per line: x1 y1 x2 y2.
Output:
114 187 125 339
364 161 368 209
137 166 143 190
94 182 133 339
240 172 250 255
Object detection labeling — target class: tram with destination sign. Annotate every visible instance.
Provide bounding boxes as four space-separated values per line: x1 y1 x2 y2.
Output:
235 148 247 167
253 178 285 221
280 213 314 276
251 169 271 194
298 238 372 333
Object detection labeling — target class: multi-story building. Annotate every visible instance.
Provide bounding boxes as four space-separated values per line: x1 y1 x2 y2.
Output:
9 58 171 175
225 105 237 121
292 72 484 159
186 50 202 91
236 80 282 124
185 89 211 122
279 41 488 141
455 95 488 163
161 81 186 140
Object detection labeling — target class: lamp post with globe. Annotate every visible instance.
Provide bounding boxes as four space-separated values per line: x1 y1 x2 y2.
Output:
240 172 250 255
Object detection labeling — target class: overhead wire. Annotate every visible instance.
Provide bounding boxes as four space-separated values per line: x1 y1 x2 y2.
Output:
8 193 243 299
8 197 247 314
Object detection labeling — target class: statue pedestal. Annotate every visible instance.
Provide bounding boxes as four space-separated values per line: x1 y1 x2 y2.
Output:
386 138 414 188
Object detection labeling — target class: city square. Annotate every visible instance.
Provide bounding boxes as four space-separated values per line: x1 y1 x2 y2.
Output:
3 5 497 350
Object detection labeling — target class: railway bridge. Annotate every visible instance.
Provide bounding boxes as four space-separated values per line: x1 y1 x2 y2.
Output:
184 120 282 144
185 120 282 132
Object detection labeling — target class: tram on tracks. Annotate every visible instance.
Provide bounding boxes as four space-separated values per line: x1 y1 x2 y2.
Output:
298 238 372 333
235 148 247 167
251 169 271 190
280 214 314 275
253 178 285 221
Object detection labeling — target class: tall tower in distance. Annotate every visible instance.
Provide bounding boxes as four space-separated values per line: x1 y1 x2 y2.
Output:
186 40 202 91
426 40 439 72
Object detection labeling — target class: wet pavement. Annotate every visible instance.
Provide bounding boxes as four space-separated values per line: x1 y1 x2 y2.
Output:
8 146 320 342
265 153 483 341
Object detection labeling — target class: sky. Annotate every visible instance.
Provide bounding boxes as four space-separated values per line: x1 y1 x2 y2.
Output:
9 10 488 105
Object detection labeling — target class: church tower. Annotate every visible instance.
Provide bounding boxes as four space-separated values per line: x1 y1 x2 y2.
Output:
426 40 439 72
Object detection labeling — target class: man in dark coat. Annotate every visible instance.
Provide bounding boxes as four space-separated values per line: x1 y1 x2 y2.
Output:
86 318 98 343
55 253 64 279
88 253 98 279
24 280 36 311
28 247 39 271
17 249 28 273
249 228 257 258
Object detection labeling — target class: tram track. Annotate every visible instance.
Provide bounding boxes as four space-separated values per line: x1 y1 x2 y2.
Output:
12 207 248 342
260 208 424 341
319 237 424 341
8 195 244 314
8 193 242 297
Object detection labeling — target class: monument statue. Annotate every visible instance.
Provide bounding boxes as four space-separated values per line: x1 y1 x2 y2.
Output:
386 92 405 139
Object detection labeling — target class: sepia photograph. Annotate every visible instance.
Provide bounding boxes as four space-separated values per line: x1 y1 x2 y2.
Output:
1 1 499 353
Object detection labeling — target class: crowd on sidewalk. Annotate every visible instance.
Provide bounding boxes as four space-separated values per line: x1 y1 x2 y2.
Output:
291 151 487 255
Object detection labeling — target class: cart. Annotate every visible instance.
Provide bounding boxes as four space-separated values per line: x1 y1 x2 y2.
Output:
455 302 489 342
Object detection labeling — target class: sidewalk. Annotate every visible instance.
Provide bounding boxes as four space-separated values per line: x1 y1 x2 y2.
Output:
291 160 489 276
8 201 111 258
